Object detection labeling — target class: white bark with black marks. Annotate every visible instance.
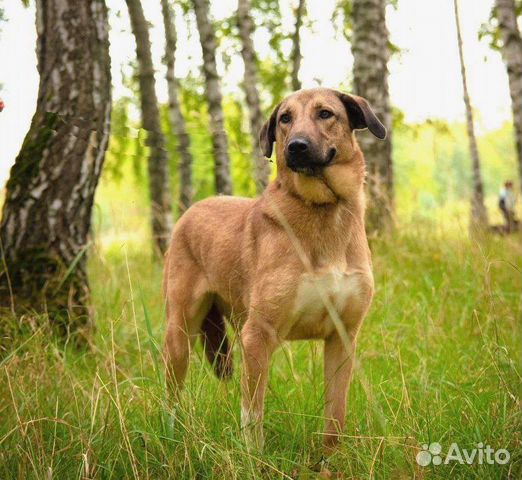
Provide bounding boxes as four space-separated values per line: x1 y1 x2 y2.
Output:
126 0 173 254
192 0 232 195
237 0 270 193
352 0 394 232
454 0 489 230
290 0 305 91
0 0 112 334
495 0 522 193
161 0 193 212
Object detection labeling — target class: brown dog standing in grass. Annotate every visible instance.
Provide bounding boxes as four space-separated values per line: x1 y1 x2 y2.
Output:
163 88 386 452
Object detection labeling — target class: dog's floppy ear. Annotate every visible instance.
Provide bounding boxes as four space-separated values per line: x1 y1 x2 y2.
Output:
259 103 280 158
336 92 387 140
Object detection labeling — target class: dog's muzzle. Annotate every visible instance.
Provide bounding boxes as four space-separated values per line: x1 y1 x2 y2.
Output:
285 137 336 176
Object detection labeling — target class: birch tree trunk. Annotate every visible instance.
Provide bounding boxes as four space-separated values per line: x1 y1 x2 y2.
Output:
453 0 489 231
237 0 270 193
126 0 173 253
290 0 305 91
192 0 232 195
352 0 394 232
161 0 193 212
495 0 522 193
0 0 111 337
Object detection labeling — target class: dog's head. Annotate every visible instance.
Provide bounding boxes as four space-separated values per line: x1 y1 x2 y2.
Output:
260 88 386 204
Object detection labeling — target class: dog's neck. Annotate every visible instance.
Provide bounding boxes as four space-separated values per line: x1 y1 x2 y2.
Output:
261 172 366 267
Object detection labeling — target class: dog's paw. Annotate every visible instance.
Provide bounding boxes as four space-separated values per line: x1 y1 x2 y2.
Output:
310 455 344 479
241 406 265 452
242 425 265 453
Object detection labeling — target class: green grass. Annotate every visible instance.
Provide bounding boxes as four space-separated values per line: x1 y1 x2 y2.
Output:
0 225 520 479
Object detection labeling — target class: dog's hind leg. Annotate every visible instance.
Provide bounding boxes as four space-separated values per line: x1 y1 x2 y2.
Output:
164 264 212 395
201 303 233 380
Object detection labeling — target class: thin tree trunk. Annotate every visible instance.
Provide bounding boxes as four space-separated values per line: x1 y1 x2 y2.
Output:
495 0 522 193
453 0 489 231
161 0 193 212
0 0 111 337
290 0 305 91
126 0 173 254
237 0 270 193
192 0 232 195
352 0 394 232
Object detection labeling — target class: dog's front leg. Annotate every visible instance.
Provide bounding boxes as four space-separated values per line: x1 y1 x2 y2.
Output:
240 318 278 451
323 330 358 452
323 270 373 452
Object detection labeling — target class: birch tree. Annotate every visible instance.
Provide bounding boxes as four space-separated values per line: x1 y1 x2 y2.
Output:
494 0 522 193
192 0 232 195
126 0 173 253
351 0 394 231
237 0 270 192
453 0 489 231
0 0 111 336
290 0 305 91
161 0 193 212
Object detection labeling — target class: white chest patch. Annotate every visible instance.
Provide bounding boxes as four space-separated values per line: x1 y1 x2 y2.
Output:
293 269 359 315
288 268 362 339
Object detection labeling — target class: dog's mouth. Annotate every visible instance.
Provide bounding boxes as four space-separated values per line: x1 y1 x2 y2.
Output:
291 165 319 176
288 148 337 177
326 147 337 165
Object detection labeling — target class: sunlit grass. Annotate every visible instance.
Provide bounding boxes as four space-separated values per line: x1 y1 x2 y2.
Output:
0 213 520 478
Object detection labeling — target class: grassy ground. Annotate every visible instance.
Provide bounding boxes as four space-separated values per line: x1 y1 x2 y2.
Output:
0 222 520 479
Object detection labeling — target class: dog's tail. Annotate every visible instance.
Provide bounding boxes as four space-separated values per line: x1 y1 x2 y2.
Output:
200 304 233 380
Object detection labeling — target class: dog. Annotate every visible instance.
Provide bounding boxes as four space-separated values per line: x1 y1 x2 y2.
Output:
163 87 386 451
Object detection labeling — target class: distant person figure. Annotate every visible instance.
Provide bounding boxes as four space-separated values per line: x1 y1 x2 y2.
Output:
498 181 517 233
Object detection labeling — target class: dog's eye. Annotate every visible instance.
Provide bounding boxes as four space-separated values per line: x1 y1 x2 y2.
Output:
280 113 291 124
319 109 334 119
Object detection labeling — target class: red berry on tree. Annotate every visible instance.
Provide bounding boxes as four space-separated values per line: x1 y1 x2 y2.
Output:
0 99 4 112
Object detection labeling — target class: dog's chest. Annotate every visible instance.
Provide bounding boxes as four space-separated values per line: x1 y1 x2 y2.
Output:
287 266 360 340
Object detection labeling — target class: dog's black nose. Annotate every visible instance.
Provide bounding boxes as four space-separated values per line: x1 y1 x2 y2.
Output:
288 138 309 155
